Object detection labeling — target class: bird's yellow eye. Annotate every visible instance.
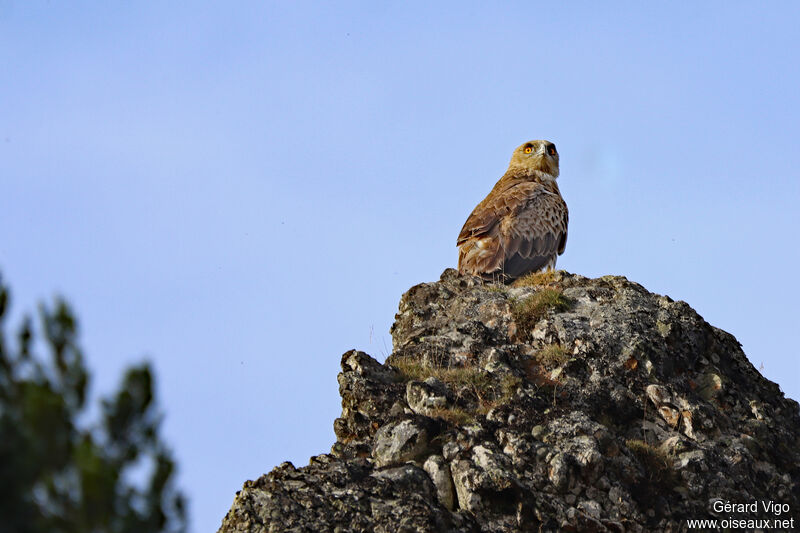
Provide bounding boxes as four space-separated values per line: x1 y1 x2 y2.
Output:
524 146 533 154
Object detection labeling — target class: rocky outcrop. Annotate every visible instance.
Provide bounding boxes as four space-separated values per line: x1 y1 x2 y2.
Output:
218 270 800 532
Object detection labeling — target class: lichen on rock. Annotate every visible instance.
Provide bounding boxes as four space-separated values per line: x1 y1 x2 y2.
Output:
219 269 800 532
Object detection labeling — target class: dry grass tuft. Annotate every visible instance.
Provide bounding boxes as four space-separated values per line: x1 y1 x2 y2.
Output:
391 356 523 423
485 284 509 295
522 358 565 406
625 439 676 485
511 288 572 334
499 374 523 400
513 270 558 287
427 406 475 426
476 374 523 414
535 344 568 370
391 356 491 392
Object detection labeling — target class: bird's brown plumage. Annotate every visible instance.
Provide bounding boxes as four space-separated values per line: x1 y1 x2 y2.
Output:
457 140 568 282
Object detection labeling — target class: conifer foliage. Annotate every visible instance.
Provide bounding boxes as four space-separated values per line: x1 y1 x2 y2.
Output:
0 274 186 533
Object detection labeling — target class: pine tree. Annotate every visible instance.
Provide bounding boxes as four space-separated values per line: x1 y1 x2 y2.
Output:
0 274 187 533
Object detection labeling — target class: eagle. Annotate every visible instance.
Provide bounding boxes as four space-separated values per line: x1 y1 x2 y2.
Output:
457 140 568 282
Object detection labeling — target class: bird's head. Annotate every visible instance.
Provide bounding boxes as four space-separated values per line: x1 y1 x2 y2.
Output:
508 140 559 178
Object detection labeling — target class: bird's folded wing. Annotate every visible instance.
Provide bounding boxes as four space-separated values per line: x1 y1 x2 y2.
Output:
456 180 535 246
501 186 568 278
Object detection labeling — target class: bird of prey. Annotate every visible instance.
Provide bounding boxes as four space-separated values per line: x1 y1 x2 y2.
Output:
457 140 568 282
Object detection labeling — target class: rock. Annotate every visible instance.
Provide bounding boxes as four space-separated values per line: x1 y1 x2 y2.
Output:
219 269 800 533
569 435 604 483
406 378 448 415
577 499 602 519
371 418 432 468
449 458 480 512
472 445 515 489
548 452 573 492
371 463 433 492
422 455 455 510
333 350 405 458
441 440 461 461
696 372 723 401
646 383 672 405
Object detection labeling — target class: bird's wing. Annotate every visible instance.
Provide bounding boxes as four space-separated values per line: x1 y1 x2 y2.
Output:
557 204 568 255
456 180 525 245
501 183 568 278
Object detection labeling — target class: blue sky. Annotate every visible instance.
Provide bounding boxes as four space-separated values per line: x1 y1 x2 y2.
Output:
2 3 799 531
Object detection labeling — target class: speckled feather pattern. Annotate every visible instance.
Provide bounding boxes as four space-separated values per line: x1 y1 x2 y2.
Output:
457 140 568 282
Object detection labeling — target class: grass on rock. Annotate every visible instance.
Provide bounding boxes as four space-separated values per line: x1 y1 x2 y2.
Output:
511 288 572 334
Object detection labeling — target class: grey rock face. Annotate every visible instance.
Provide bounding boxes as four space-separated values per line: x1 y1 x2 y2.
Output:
219 269 800 532
371 418 433 467
423 454 456 510
406 377 449 415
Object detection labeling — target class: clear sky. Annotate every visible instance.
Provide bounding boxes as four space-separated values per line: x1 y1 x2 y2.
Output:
2 2 799 531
